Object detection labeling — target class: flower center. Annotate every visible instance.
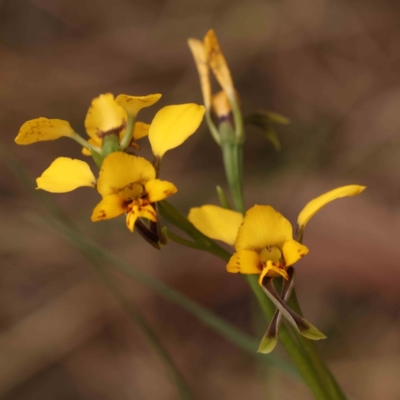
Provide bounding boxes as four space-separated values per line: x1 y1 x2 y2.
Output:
260 246 283 265
120 182 145 202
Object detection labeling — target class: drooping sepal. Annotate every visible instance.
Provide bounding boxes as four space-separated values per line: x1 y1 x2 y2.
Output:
216 186 232 209
261 277 326 341
134 219 163 250
258 267 295 354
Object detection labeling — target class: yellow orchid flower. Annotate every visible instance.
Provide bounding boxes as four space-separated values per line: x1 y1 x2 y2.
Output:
188 185 366 285
189 186 365 351
15 93 162 154
91 152 177 232
228 205 308 284
36 152 177 232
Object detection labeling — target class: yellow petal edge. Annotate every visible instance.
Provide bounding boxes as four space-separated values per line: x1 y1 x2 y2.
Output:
36 158 96 193
204 29 234 97
188 205 243 246
116 94 162 117
187 39 212 109
149 103 205 157
235 205 292 252
84 93 126 140
297 185 366 229
97 152 155 197
91 194 126 221
145 179 177 203
227 250 261 274
15 118 74 145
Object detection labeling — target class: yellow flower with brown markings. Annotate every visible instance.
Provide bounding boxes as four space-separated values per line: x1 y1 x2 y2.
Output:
91 152 177 232
188 185 366 285
227 205 308 285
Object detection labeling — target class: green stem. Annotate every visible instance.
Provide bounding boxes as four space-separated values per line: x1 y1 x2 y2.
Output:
90 149 104 168
288 291 348 400
120 115 136 150
216 185 232 209
71 132 102 155
159 201 232 261
102 134 121 157
229 95 245 143
205 110 221 145
221 142 245 213
164 228 207 251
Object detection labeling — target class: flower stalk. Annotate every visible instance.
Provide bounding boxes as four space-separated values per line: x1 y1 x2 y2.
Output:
221 140 245 213
287 291 348 400
71 132 102 155
102 133 121 157
120 114 135 150
222 134 338 400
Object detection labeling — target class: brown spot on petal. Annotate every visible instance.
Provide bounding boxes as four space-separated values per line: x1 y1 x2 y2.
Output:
97 122 126 138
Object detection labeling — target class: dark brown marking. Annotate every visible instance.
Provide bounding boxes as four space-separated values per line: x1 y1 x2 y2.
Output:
97 121 126 138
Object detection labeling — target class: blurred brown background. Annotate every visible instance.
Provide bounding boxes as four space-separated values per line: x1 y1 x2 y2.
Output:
1 0 400 399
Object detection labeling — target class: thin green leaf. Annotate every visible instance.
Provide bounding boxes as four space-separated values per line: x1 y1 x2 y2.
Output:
265 127 282 152
260 110 290 125
216 186 232 209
